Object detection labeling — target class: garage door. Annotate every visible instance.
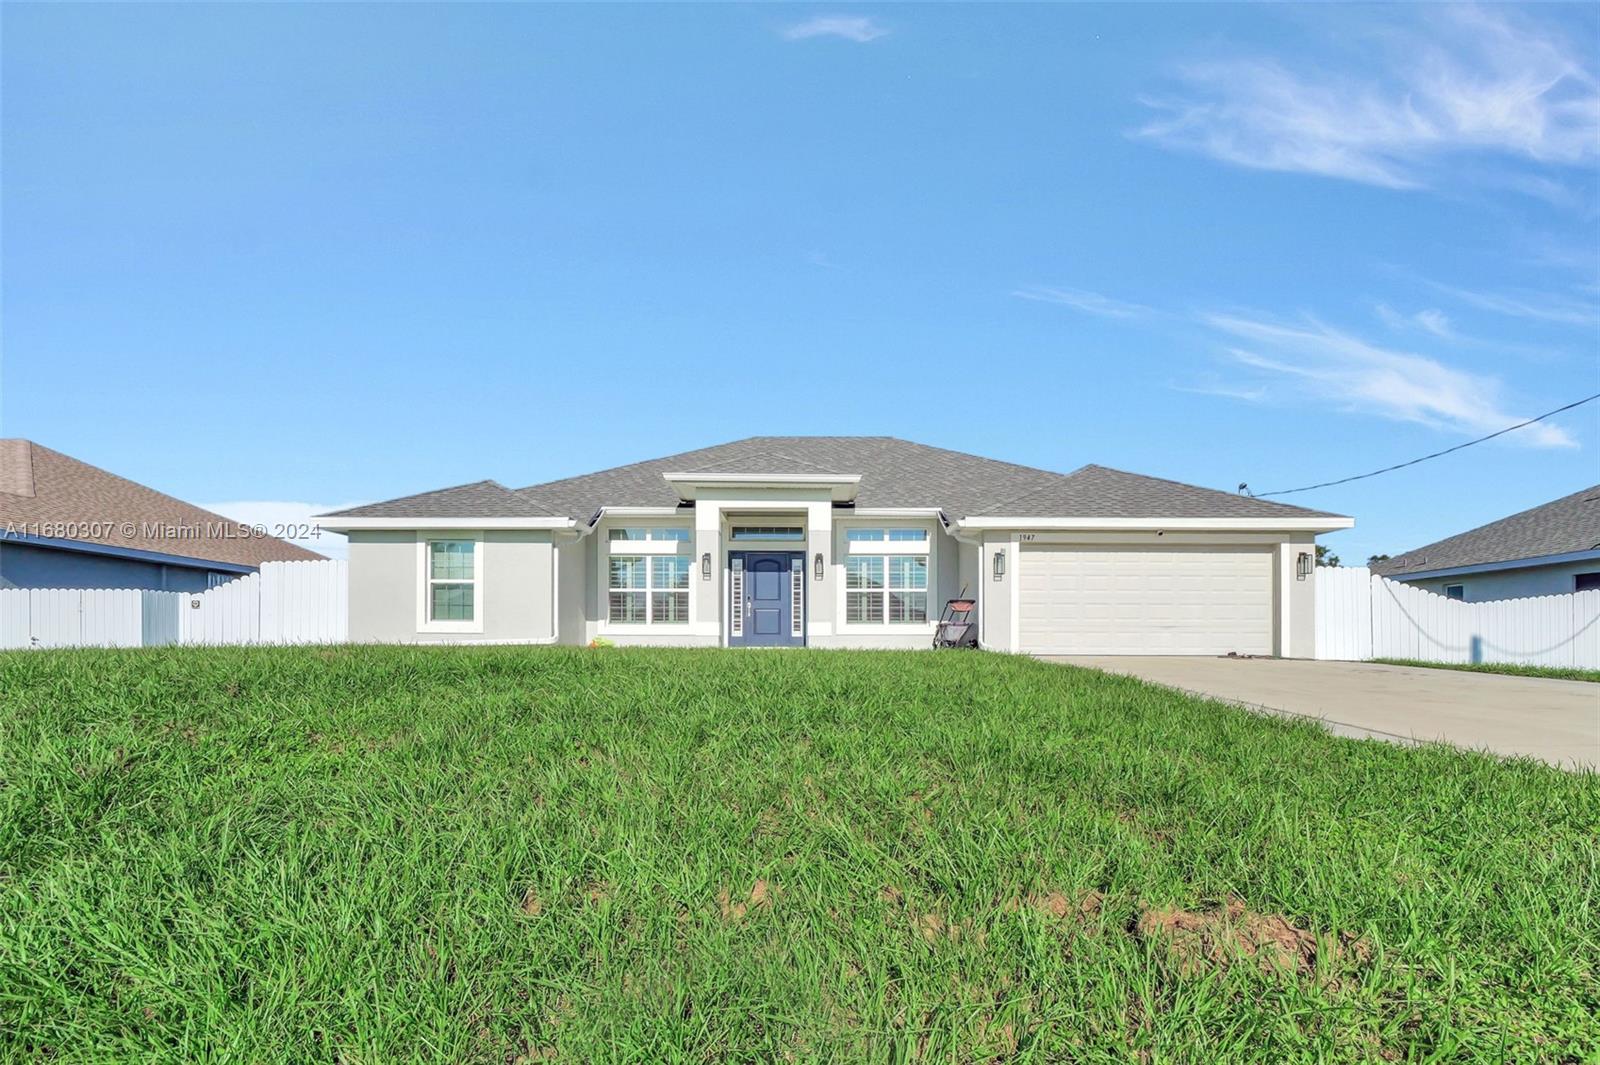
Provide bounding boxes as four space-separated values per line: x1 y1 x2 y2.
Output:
1018 546 1274 655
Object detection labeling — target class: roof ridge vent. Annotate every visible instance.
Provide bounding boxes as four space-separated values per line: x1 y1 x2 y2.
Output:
0 439 35 497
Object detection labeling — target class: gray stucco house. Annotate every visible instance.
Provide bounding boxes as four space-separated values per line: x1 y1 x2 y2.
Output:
1373 484 1600 602
0 439 321 592
319 437 1351 656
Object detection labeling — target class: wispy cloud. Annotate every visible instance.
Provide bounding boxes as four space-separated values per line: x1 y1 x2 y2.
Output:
1134 7 1599 194
1012 286 1157 319
1203 313 1576 448
1424 279 1600 327
1376 304 1455 338
1171 379 1268 403
782 15 888 43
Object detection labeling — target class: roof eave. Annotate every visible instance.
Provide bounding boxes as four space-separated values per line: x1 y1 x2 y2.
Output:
955 515 1355 533
661 471 862 503
1377 547 1600 582
314 516 577 531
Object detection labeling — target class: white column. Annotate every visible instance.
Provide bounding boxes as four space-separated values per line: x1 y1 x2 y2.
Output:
806 500 834 637
694 501 722 639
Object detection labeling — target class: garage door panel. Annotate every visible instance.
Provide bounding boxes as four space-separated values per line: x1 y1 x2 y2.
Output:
1019 546 1274 655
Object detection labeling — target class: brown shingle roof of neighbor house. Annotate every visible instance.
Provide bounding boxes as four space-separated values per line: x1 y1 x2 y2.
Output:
0 440 323 567
1372 484 1600 577
325 436 1346 524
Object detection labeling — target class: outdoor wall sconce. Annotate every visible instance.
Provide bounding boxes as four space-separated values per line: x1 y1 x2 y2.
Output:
1296 551 1312 581
814 552 824 581
701 552 712 580
993 550 1006 580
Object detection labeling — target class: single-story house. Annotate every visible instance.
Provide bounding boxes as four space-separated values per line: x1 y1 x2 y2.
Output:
0 439 322 592
1373 484 1600 602
318 437 1351 655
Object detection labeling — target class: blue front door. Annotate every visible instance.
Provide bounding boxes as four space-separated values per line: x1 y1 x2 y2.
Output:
730 552 804 647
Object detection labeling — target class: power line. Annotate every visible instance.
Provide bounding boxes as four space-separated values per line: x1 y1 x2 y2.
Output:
1244 392 1600 499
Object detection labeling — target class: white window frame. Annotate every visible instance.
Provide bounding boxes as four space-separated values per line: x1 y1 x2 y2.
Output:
417 532 484 634
840 524 934 628
602 524 693 628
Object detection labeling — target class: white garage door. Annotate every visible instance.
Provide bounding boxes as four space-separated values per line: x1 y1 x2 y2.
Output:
1019 545 1275 655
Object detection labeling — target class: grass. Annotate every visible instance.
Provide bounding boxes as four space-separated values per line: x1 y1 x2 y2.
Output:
1 646 1596 1062
1372 657 1600 684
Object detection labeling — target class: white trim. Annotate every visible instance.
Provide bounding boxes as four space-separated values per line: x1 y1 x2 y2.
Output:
846 539 929 556
1382 548 1600 582
320 516 574 531
663 472 862 502
604 539 687 555
596 506 686 518
850 507 946 517
416 533 484 634
957 516 1354 533
597 517 695 631
837 517 936 629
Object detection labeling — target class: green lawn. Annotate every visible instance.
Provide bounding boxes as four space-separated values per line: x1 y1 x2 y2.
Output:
1372 657 1600 684
2 647 1596 1062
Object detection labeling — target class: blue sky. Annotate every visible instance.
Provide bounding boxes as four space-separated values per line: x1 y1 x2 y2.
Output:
3 3 1596 562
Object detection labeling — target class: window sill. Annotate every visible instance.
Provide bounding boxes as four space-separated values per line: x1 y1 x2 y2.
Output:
419 621 484 634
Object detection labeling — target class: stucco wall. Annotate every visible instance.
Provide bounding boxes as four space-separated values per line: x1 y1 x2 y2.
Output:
347 529 555 643
1398 559 1600 602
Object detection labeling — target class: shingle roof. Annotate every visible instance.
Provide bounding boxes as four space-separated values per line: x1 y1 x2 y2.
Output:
966 464 1342 519
327 436 1345 524
0 440 323 566
321 480 562 519
1372 484 1600 576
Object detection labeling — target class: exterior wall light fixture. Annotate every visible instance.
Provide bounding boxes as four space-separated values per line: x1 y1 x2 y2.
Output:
993 550 1006 580
814 552 824 581
701 552 712 580
1296 551 1312 581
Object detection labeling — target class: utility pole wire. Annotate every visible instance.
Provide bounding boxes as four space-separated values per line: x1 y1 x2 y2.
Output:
1247 392 1600 498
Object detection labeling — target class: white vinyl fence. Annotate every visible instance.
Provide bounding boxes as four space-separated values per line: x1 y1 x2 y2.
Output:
0 588 181 649
1316 566 1600 669
1 559 346 650
180 559 347 645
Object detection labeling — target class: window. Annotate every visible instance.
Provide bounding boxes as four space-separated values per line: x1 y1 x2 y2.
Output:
846 527 928 543
846 556 884 622
608 527 690 542
608 551 690 623
1445 584 1465 601
427 539 477 622
1575 572 1600 593
731 526 804 541
846 552 929 623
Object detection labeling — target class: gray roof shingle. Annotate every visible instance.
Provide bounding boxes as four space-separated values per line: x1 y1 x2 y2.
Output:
1372 484 1600 576
322 480 563 519
325 437 1346 525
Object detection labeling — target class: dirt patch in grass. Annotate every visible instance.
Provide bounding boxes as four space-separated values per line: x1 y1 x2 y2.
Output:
1033 889 1103 922
1135 898 1368 978
717 879 774 921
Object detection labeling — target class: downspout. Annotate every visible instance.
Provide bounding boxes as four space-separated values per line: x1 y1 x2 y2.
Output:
945 513 988 650
555 516 598 644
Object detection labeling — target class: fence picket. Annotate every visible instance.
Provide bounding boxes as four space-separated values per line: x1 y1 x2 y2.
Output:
1315 567 1598 669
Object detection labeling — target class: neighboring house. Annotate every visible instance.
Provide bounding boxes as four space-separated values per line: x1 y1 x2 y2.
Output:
0 439 322 592
317 437 1351 655
1372 485 1600 602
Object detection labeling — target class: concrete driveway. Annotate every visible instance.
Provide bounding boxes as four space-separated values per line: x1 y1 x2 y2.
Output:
1049 656 1600 770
